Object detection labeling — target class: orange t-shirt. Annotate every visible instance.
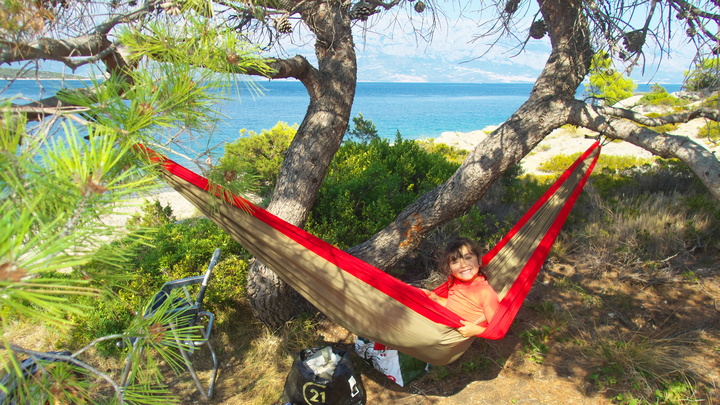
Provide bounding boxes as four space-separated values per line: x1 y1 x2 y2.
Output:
445 276 499 325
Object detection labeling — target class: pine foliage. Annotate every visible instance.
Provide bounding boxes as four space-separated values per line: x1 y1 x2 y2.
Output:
585 51 637 105
0 3 269 402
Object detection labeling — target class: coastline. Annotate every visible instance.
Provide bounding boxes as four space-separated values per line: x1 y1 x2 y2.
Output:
110 115 714 230
435 116 713 175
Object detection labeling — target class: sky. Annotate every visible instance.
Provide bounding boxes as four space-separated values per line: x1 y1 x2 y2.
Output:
29 3 698 85
278 5 697 85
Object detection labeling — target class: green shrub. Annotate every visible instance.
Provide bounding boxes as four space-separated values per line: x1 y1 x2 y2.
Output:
65 202 250 351
346 113 380 144
417 139 468 164
121 211 248 307
306 135 459 249
698 121 720 142
585 51 637 105
538 153 699 201
211 122 296 199
639 84 685 107
502 172 548 208
67 294 136 355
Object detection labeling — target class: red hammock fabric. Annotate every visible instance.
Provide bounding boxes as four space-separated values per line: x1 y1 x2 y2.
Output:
141 141 600 364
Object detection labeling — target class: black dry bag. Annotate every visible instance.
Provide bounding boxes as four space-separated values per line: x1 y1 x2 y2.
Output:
281 346 366 405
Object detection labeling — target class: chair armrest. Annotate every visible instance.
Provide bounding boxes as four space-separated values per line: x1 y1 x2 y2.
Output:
160 275 204 293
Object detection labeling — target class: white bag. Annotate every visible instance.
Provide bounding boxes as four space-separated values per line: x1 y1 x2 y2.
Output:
354 337 429 387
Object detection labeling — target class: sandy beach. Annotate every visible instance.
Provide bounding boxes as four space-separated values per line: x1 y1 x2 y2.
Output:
435 116 713 174
108 116 715 228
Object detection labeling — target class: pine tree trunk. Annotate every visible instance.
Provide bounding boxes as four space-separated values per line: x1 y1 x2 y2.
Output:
246 1 357 328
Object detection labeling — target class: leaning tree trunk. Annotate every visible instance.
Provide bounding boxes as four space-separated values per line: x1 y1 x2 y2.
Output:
245 1 357 328
347 0 594 269
348 0 720 270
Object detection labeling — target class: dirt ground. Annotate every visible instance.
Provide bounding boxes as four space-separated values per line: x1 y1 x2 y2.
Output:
173 258 719 405
8 239 715 405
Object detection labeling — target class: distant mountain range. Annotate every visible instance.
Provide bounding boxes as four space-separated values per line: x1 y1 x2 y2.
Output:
0 68 87 80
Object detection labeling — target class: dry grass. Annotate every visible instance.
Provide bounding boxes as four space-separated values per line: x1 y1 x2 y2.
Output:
205 310 334 405
562 190 715 278
580 331 699 395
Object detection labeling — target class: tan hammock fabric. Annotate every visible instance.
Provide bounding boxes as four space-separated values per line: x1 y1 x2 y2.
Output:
148 141 601 365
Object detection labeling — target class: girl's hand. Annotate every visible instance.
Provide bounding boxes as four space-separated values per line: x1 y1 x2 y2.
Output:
421 288 439 301
457 320 486 338
420 289 447 305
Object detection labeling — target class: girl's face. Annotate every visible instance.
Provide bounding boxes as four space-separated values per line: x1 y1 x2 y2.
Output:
449 245 480 282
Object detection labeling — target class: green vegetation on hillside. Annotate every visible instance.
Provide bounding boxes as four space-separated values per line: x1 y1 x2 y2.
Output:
0 67 87 79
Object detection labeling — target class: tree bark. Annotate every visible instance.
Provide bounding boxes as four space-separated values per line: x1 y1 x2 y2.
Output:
245 0 358 328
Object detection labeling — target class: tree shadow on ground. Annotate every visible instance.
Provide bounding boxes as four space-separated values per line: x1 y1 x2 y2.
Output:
174 257 720 404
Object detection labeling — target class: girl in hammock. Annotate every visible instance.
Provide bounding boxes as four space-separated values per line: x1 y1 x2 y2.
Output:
423 237 500 338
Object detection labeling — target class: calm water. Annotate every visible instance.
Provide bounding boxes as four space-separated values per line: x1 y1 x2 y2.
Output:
223 82 537 140
2 80 682 144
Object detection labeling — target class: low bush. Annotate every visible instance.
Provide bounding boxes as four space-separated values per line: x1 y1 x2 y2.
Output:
417 139 468 164
210 122 296 200
539 153 703 198
639 84 686 107
537 152 653 174
306 135 459 249
698 121 720 142
64 201 250 354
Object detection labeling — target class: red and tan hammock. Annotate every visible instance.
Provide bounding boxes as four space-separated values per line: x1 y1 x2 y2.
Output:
143 141 601 365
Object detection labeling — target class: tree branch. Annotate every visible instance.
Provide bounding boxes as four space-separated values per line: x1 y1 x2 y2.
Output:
595 105 719 126
0 34 112 66
244 55 314 80
569 99 720 201
0 0 160 67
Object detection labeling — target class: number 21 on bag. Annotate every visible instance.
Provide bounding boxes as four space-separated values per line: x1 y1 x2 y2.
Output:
302 382 327 404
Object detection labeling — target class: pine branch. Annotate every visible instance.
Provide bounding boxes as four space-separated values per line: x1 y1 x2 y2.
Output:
7 344 125 403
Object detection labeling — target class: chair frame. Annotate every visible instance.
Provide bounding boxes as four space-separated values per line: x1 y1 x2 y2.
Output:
120 248 220 400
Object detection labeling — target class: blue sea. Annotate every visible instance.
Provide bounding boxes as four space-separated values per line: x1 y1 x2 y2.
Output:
2 80 682 144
